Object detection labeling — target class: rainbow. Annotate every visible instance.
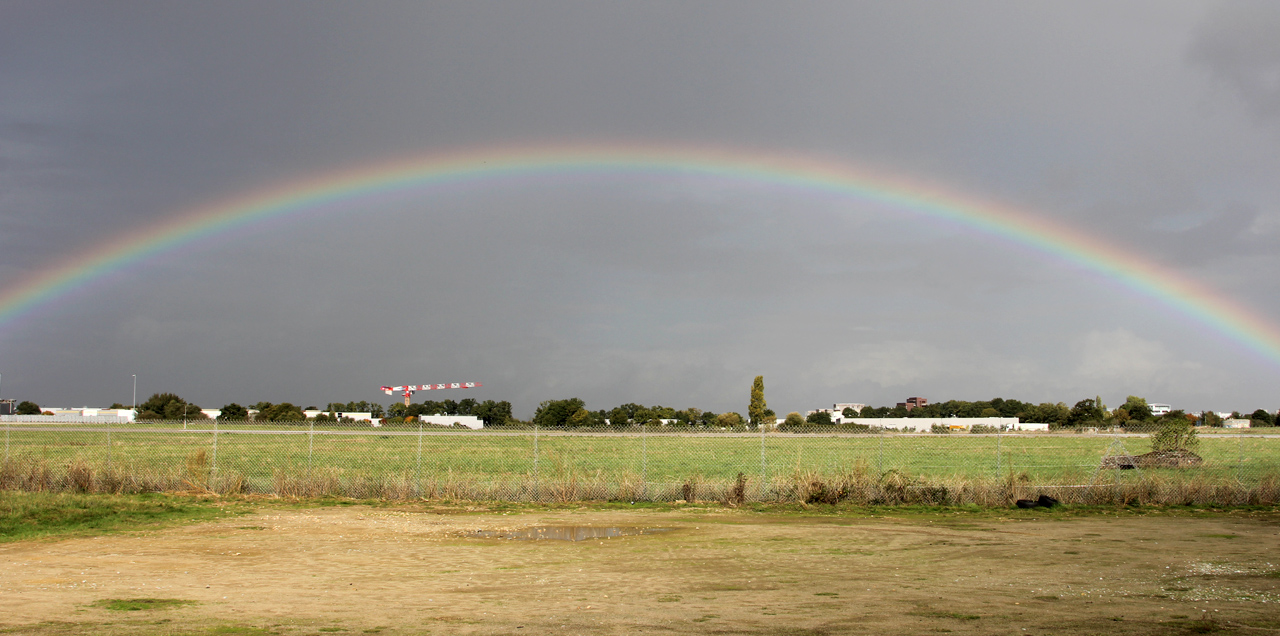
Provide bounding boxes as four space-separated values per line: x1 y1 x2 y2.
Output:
2 142 1278 365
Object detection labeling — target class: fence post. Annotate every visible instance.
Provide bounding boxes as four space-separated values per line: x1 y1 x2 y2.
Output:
415 421 423 496
877 431 884 476
307 419 314 477
4 418 9 463
642 422 648 501
1237 433 1244 486
106 417 112 471
533 422 539 502
210 417 219 482
760 421 767 501
995 425 1002 479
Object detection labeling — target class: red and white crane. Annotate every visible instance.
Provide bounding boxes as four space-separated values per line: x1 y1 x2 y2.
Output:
381 382 481 406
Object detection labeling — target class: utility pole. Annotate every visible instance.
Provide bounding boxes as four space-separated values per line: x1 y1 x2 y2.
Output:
132 375 137 414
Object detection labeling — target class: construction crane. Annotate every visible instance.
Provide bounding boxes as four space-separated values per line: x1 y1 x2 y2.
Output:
381 382 482 406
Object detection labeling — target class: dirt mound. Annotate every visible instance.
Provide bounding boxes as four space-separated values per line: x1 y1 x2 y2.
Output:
1100 450 1203 469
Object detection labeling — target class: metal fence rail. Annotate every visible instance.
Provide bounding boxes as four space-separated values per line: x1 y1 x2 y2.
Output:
2 420 1278 504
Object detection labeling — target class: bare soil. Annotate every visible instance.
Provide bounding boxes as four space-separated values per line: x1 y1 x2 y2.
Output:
2 505 1280 635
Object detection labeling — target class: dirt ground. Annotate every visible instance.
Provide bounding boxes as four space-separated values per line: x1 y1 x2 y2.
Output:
2 505 1279 635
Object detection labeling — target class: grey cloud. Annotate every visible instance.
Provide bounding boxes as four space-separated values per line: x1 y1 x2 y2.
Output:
1190 0 1280 120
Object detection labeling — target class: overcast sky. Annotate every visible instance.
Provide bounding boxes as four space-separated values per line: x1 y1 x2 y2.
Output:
3 1 1279 416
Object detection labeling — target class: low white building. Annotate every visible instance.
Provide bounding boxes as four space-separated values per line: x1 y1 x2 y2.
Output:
413 415 483 429
807 403 867 419
846 417 1034 432
301 410 376 422
0 407 135 423
1222 419 1251 429
1149 403 1172 417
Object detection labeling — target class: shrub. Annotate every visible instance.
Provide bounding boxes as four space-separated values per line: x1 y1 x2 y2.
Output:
1151 417 1198 453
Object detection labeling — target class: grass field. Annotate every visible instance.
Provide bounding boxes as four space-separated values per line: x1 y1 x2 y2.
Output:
2 424 1279 503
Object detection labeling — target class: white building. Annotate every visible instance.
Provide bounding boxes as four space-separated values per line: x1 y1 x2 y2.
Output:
1149 403 1172 417
0 407 135 423
846 417 1038 432
807 403 867 420
414 415 483 429
301 410 375 422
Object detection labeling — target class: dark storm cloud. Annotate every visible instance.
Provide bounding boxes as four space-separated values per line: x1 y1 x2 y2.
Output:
2 2 1279 415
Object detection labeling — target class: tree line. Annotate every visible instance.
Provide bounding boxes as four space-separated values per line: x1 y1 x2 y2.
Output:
9 383 1275 430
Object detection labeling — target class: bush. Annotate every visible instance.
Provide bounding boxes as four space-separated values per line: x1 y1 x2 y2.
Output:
1151 417 1198 452
782 412 806 429
805 411 832 426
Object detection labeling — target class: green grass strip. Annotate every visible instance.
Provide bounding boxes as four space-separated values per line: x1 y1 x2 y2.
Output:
90 598 197 611
0 491 245 543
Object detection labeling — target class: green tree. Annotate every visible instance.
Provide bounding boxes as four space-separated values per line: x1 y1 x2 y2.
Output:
1200 410 1223 427
1067 398 1104 427
1026 402 1070 427
717 412 744 428
841 407 858 418
218 403 248 420
1250 409 1275 427
1151 414 1198 452
256 403 305 422
456 398 478 416
748 376 768 429
16 401 42 415
783 412 806 429
136 393 206 421
567 408 592 427
472 400 513 427
1119 396 1152 421
675 407 702 427
805 410 832 425
532 398 586 428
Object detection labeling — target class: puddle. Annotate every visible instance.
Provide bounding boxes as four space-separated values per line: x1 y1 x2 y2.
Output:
471 526 671 541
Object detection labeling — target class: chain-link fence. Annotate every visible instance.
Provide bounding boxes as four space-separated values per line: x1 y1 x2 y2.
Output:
2 420 1278 505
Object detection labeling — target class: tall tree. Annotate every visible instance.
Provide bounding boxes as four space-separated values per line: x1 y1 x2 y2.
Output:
748 376 768 429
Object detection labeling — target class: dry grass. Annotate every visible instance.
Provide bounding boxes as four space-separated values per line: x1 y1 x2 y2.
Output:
1 455 1278 506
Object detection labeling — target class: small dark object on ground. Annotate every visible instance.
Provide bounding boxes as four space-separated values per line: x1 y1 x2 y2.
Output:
1015 495 1060 509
